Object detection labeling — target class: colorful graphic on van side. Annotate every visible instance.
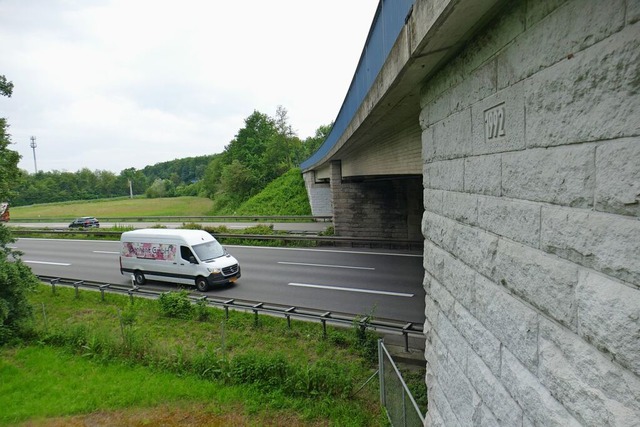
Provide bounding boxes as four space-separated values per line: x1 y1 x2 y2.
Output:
121 242 177 261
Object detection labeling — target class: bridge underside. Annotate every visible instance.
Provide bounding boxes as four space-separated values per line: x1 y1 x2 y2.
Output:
304 163 423 241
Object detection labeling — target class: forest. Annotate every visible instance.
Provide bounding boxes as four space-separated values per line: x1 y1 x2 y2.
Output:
9 106 330 212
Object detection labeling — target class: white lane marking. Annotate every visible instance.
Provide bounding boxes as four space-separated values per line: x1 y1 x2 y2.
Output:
94 251 119 254
288 282 413 298
24 260 71 266
278 261 374 270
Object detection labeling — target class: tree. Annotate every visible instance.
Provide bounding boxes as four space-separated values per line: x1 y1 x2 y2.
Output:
0 75 39 344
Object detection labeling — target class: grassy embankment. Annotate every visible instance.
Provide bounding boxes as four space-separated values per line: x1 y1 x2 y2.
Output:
0 285 387 426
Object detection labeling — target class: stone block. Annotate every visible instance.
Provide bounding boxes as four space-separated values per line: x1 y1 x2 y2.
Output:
437 340 481 426
525 21 639 147
425 159 464 191
540 206 640 286
473 404 500 427
630 0 640 24
595 138 640 217
501 348 582 426
474 274 539 372
430 109 473 161
477 196 541 247
493 238 578 328
441 191 478 226
450 60 497 115
502 144 595 208
429 275 454 319
451 302 502 377
525 0 568 29
437 311 469 370
464 154 502 197
467 349 523 426
538 317 640 426
422 126 435 165
423 188 444 215
577 271 640 377
429 377 462 427
423 211 499 280
498 0 625 88
471 81 525 155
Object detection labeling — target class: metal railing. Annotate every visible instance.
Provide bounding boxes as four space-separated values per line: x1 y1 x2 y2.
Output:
11 229 423 250
379 339 425 426
11 215 333 223
38 275 424 351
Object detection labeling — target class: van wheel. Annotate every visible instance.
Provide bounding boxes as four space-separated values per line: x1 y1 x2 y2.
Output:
134 271 145 286
196 277 209 292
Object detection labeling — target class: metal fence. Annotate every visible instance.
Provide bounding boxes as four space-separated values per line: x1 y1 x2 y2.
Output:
379 339 425 426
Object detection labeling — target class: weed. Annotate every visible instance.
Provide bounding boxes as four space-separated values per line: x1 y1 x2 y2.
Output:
157 290 192 319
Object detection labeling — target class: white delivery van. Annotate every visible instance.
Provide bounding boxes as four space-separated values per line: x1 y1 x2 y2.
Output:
119 229 240 291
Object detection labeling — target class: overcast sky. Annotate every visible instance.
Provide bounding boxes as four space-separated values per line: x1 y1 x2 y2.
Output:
0 0 379 174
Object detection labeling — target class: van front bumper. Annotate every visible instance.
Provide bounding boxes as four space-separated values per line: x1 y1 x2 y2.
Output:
207 266 241 285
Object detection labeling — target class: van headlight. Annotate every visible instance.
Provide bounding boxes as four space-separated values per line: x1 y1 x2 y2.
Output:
207 267 221 274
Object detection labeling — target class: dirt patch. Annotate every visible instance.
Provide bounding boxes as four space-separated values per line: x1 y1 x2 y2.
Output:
16 403 329 427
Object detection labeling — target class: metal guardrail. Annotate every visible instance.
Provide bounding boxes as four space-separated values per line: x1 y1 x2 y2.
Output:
12 215 333 223
10 229 424 250
38 275 424 351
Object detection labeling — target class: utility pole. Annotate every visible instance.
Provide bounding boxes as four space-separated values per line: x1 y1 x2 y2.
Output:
30 136 38 174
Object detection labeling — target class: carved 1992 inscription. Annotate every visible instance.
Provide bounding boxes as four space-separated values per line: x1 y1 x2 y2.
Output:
484 104 506 141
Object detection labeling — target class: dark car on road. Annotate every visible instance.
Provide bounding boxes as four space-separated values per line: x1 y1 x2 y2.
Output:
69 216 100 228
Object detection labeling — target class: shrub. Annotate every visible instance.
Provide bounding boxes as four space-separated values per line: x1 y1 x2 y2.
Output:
158 291 193 319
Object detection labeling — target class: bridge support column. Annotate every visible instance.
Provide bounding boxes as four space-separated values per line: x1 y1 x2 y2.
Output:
330 160 422 240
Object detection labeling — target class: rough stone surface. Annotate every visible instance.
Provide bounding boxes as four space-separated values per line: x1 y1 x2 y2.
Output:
473 274 539 372
421 1 640 424
466 350 523 426
477 196 541 247
502 144 595 208
525 21 640 147
577 271 640 377
539 317 640 426
430 109 473 162
595 138 640 217
492 238 579 329
501 349 582 426
424 159 464 191
464 154 502 197
497 0 625 89
471 81 525 155
441 191 478 226
540 207 640 286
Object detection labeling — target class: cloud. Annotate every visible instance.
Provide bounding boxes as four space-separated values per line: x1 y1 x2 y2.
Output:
0 0 378 173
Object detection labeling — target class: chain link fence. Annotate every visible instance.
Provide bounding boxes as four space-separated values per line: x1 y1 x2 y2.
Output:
379 339 425 426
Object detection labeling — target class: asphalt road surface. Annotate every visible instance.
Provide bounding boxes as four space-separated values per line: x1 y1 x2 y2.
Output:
13 238 426 324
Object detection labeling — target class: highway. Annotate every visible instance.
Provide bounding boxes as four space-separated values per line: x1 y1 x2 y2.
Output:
13 238 426 324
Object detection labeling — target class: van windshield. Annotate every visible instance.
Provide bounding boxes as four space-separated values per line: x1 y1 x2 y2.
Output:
192 240 225 262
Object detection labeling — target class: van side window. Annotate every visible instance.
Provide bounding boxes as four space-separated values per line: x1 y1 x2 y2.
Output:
181 246 196 263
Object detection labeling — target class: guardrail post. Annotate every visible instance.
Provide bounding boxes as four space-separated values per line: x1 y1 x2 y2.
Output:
50 278 59 295
99 284 110 301
252 303 263 326
402 323 413 353
223 299 234 319
321 312 331 338
285 307 296 329
379 339 385 407
73 280 83 299
128 286 138 305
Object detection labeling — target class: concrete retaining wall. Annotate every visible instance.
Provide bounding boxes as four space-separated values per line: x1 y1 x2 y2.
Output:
420 0 640 425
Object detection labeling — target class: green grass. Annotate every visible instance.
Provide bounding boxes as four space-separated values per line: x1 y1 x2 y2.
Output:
231 168 312 216
9 196 214 219
0 285 387 426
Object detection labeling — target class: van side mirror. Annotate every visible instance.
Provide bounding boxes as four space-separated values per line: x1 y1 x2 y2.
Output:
189 256 198 264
